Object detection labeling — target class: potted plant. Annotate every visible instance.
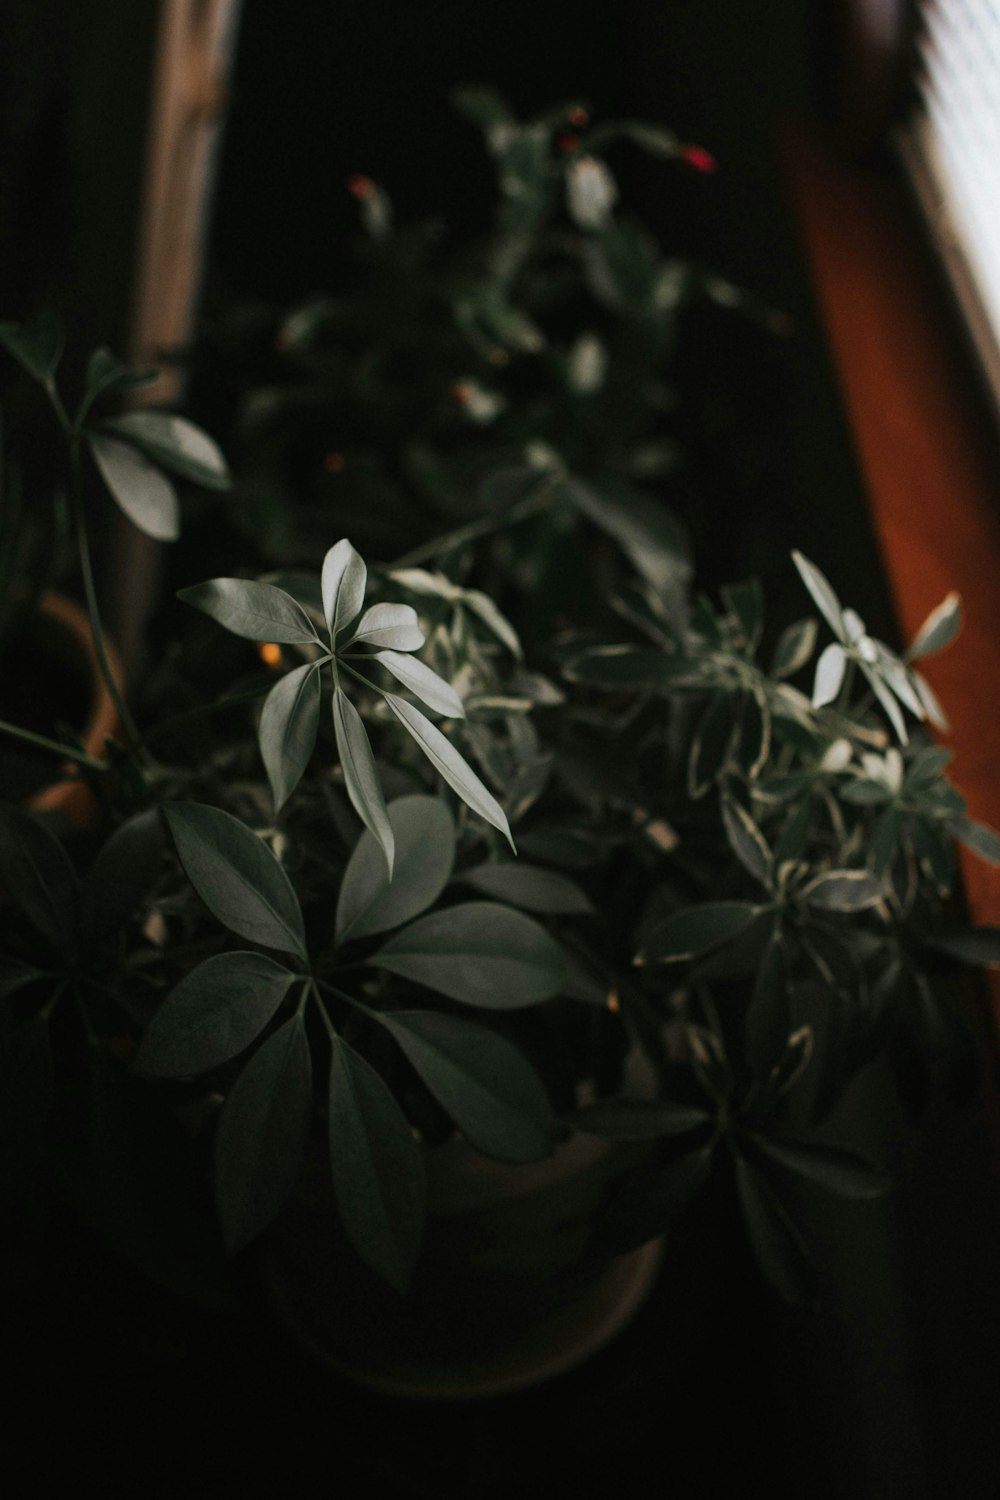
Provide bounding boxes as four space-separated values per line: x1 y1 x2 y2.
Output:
2 90 999 1400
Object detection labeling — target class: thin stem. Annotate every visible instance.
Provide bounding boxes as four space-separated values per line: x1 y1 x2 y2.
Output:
309 978 338 1040
68 440 146 757
0 716 108 772
337 659 378 694
385 472 561 571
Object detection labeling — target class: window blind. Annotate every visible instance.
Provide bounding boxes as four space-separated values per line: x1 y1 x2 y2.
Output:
899 0 1000 409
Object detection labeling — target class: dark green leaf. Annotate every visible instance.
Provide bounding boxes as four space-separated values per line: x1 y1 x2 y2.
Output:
870 806 901 880
721 795 772 886
687 693 735 798
801 870 884 913
0 958 48 999
771 618 818 679
89 434 179 540
458 861 592 915
744 1132 890 1199
571 1098 709 1140
84 808 165 936
134 952 296 1076
336 795 455 943
567 475 691 597
332 689 395 876
100 410 230 490
376 1010 554 1162
950 816 1000 866
598 1144 713 1253
922 927 1000 967
733 1152 817 1305
372 901 567 1007
385 693 514 849
178 578 319 643
0 310 63 383
562 644 688 690
328 1036 425 1292
907 592 961 660
0 806 79 950
259 662 322 811
738 684 771 779
722 578 764 652
321 537 366 637
745 928 789 1074
636 902 763 964
77 347 157 426
164 802 307 958
214 1014 312 1253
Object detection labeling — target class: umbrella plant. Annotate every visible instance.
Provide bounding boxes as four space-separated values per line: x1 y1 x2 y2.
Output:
1 88 999 1315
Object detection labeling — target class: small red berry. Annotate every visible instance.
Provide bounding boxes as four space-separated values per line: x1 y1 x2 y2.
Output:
567 105 589 128
449 382 472 405
323 451 344 473
346 173 376 199
680 144 717 174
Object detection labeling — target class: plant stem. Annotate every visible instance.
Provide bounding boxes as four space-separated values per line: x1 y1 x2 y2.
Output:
0 716 108 772
385 472 561 571
68 440 146 757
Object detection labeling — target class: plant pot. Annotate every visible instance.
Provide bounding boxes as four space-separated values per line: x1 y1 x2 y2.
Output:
257 1130 664 1400
1 591 120 824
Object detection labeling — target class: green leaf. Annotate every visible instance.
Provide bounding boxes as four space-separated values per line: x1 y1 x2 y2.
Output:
0 806 80 951
372 901 567 1007
336 795 455 943
346 603 424 652
791 551 845 640
862 662 909 743
385 693 514 850
811 642 846 708
451 84 514 129
83 808 165 936
571 1098 709 1140
564 645 687 691
99 410 230 491
461 589 522 658
328 1036 425 1292
744 1132 890 1199
376 1010 554 1162
745 928 789 1073
0 310 64 383
922 926 1000 967
77 347 157 426
164 802 307 959
567 475 691 598
321 538 366 638
259 662 322 811
771 618 818 679
458 861 592 915
636 902 762 964
178 578 319 643
134 952 296 1076
733 1153 817 1306
374 650 464 718
722 578 764 652
800 870 884 912
907 591 961 659
214 1014 312 1253
332 689 394 876
688 693 736 798
950 816 1000 866
721 796 772 886
89 434 179 541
